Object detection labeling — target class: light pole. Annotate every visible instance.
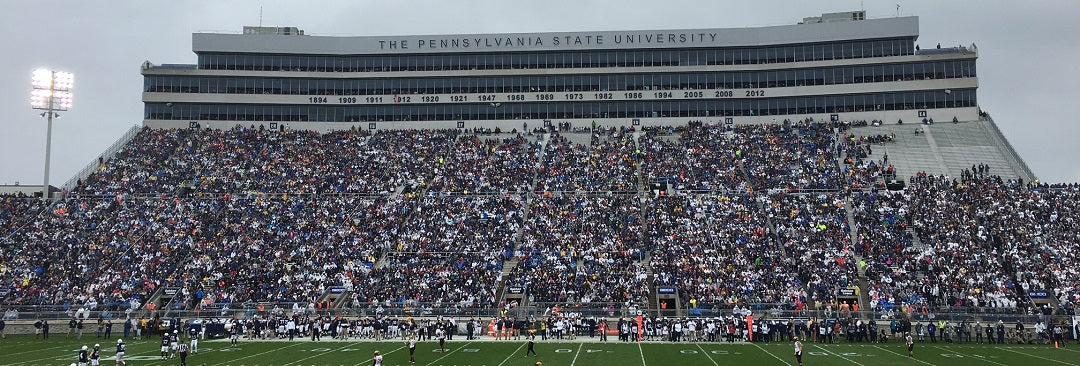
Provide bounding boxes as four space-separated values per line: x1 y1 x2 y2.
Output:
31 69 74 200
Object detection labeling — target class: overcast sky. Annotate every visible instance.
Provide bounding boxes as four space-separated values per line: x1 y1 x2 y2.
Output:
2 0 1078 187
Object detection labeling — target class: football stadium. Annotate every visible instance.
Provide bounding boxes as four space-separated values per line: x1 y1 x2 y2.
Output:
1 8 1079 366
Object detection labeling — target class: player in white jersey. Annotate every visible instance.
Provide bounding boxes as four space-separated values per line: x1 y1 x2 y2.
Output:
189 327 199 353
794 336 803 366
170 331 179 358
406 336 417 363
372 350 383 366
436 328 446 353
906 332 915 357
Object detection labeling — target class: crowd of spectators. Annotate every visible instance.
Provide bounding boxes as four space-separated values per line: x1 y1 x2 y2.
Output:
904 174 1023 309
0 193 49 236
535 132 638 193
739 122 845 191
646 194 803 310
764 192 856 308
426 134 541 194
507 195 648 305
2 122 1078 320
356 195 524 307
75 127 467 196
850 189 921 312
639 126 744 192
837 132 892 189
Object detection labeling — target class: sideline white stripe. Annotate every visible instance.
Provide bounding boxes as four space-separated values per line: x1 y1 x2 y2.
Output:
696 343 719 366
751 343 793 366
814 344 864 366
873 345 937 366
1000 346 1076 365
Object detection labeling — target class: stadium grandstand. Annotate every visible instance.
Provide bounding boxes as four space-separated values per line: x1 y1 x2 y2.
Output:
1 11 1077 349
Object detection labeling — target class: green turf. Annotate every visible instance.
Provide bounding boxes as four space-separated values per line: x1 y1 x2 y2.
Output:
2 335 1078 366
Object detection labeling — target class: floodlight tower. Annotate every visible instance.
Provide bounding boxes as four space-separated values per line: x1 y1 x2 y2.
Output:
31 69 74 200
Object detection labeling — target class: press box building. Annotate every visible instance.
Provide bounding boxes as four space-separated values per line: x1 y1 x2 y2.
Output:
142 11 979 131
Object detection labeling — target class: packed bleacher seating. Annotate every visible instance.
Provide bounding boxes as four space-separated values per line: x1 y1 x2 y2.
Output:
535 132 638 193
2 121 1078 319
507 195 648 305
0 193 49 238
646 194 804 310
739 123 845 191
356 195 522 307
837 132 892 189
904 174 1022 309
765 192 856 308
639 126 744 192
427 134 541 194
850 189 921 312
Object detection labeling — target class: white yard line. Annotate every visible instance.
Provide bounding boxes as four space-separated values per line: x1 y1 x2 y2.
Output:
424 341 471 366
5 342 74 357
496 342 527 366
873 345 937 366
695 343 719 366
932 346 1008 366
8 343 141 366
751 343 793 366
282 341 364 366
814 344 864 366
638 342 648 366
570 342 584 366
1000 346 1076 365
360 345 406 366
1058 346 1080 354
219 341 305 365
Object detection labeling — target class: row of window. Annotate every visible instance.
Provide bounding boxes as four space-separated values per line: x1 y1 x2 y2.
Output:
195 38 915 72
146 60 974 96
146 89 975 122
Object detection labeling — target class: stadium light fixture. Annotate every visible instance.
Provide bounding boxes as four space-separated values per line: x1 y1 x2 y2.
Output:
31 68 74 200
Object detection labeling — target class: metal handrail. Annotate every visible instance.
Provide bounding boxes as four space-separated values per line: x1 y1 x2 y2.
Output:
982 115 1037 182
61 125 141 194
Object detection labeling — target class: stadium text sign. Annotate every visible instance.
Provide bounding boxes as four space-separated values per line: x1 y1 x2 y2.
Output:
379 33 720 51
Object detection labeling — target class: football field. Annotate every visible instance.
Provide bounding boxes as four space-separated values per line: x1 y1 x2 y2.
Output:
2 335 1078 366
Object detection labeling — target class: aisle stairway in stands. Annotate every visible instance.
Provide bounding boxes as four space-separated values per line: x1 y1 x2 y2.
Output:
907 228 929 284
843 197 872 311
496 131 549 308
631 130 661 314
834 126 872 311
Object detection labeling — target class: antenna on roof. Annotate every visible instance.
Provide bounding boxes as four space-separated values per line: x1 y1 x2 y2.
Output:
896 3 900 17
259 6 263 27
